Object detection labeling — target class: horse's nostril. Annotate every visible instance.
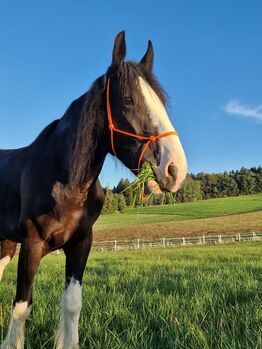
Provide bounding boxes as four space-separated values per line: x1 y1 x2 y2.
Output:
168 163 178 180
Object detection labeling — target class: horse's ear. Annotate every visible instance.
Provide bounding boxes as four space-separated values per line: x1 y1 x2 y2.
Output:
112 31 126 66
140 40 154 72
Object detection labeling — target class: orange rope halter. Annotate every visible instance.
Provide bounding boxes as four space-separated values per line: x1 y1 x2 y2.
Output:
106 78 179 174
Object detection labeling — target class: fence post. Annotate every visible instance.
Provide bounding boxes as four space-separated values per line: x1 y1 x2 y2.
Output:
182 237 186 246
162 237 166 248
252 232 256 241
202 236 205 244
137 239 140 249
114 240 117 251
238 233 241 242
218 235 222 244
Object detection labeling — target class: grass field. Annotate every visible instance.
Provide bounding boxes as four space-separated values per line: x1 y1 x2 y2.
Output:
93 194 262 241
1 242 262 348
95 194 262 230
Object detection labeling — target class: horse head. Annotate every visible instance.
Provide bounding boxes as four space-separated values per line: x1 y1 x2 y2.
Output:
105 31 187 193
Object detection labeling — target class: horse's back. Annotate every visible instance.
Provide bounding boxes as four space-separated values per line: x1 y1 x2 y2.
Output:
0 147 29 241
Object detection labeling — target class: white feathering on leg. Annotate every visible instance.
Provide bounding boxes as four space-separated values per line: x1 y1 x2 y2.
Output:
55 278 82 349
1 301 31 349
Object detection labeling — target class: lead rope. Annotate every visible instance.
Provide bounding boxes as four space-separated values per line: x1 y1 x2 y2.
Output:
106 78 179 174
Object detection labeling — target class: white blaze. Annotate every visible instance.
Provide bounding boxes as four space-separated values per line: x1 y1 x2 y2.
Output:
1 301 31 349
138 77 187 192
55 278 82 349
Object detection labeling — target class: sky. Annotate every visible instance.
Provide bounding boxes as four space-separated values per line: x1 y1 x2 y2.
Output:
0 0 261 188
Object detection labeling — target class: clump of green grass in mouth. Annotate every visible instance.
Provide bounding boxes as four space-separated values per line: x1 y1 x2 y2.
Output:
122 162 157 206
122 162 176 207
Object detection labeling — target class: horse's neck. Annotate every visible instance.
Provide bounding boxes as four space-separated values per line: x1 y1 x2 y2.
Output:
55 91 107 190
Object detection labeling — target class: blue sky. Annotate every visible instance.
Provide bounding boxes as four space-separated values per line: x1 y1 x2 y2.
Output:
0 1 261 188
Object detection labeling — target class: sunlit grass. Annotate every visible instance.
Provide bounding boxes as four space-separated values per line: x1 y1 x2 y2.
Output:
95 193 262 230
1 242 261 348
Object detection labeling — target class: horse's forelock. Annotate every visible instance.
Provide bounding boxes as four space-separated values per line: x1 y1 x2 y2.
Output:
117 62 167 108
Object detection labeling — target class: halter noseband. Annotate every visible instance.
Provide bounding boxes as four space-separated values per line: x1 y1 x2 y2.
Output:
106 78 179 174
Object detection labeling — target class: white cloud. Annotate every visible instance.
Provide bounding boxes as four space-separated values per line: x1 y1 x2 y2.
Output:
224 99 262 123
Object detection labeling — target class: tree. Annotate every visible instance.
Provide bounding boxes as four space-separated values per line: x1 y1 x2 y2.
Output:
116 193 127 212
180 175 202 202
216 172 239 197
114 178 134 206
234 167 257 194
102 188 118 214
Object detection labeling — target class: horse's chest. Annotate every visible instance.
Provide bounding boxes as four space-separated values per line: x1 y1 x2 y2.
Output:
33 182 88 248
36 207 84 245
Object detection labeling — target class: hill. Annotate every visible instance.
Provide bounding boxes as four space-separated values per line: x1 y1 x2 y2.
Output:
93 194 262 241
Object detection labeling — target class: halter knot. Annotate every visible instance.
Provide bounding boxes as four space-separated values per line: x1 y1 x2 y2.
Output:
149 135 157 142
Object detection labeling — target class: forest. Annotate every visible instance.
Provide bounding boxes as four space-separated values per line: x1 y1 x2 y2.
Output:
102 166 262 213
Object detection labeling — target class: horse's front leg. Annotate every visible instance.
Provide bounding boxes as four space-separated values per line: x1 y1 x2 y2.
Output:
1 220 44 349
55 229 93 349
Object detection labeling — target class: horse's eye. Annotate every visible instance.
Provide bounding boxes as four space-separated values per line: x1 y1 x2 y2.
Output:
123 96 134 107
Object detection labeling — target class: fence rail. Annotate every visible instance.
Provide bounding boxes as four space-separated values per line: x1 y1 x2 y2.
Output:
91 232 262 252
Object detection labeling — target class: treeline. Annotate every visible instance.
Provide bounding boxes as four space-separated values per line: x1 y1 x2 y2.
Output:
102 166 262 214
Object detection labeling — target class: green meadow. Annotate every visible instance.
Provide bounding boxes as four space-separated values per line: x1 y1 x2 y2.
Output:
1 242 261 348
95 193 262 230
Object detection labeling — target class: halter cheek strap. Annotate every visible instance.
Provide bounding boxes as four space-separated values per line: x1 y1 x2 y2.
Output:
106 78 178 174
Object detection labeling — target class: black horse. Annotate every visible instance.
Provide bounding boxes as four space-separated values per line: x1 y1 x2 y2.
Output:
0 32 187 349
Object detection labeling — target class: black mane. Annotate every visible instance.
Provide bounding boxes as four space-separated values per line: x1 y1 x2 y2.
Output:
69 75 107 187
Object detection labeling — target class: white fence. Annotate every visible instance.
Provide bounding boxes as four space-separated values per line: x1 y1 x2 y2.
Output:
91 231 262 252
